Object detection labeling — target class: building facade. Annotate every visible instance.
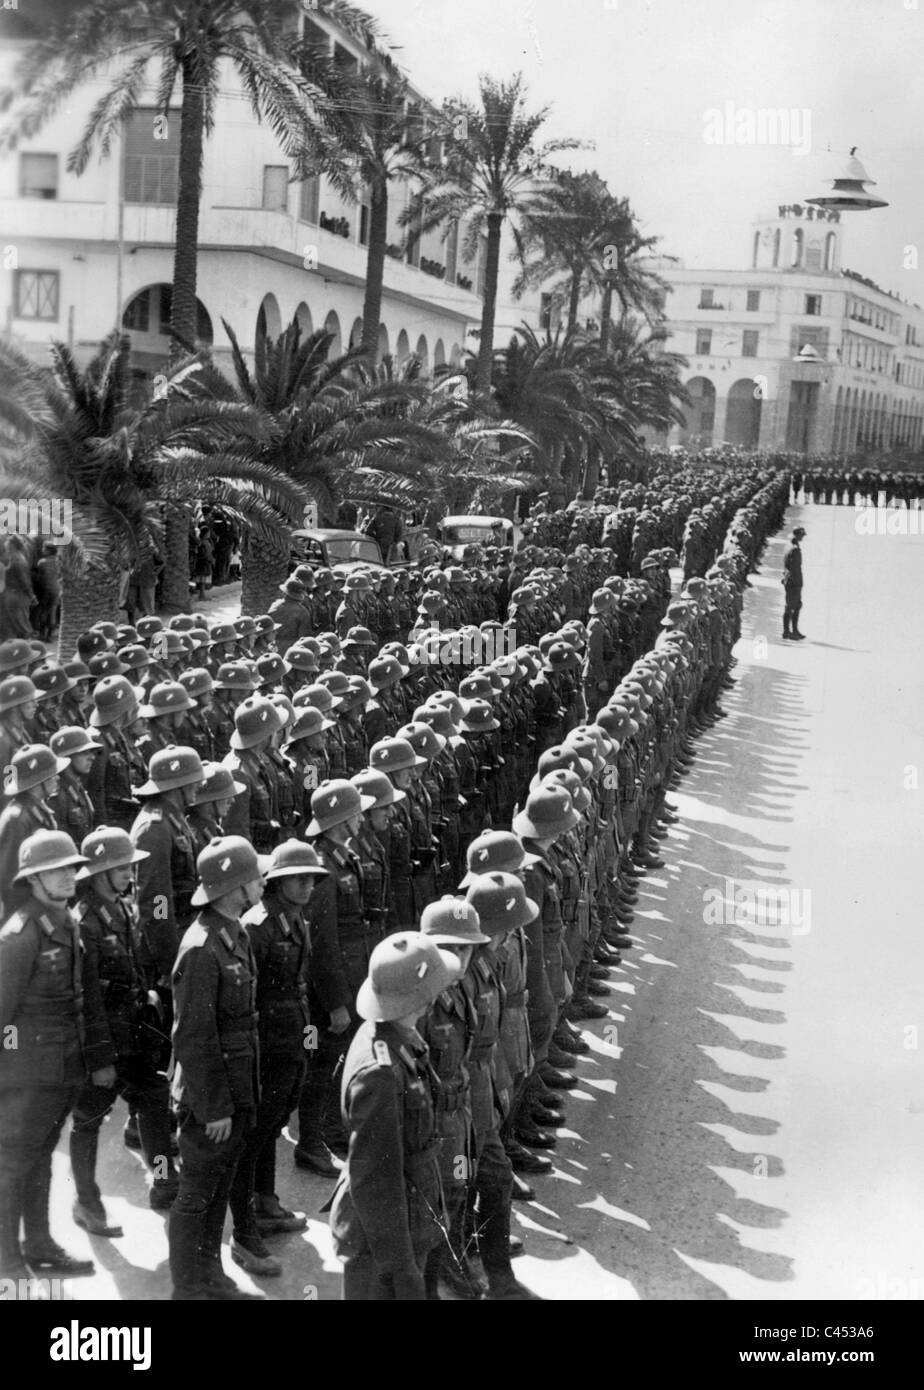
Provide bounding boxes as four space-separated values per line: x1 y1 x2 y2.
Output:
0 3 539 386
655 206 924 454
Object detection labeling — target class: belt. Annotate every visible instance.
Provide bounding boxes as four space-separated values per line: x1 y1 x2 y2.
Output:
469 1042 496 1063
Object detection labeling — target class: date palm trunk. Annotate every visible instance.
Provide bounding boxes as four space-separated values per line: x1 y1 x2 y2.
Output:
240 535 290 616
474 211 504 396
160 57 206 616
361 177 389 363
58 557 123 658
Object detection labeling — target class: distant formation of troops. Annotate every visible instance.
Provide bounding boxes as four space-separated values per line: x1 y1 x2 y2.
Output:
1 460 792 1298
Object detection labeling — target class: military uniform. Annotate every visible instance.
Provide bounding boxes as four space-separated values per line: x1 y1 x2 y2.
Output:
131 798 198 985
330 1021 444 1300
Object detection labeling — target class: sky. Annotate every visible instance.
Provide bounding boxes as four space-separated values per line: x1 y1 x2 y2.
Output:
368 0 924 306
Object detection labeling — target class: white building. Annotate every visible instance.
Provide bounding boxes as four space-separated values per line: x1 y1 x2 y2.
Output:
653 206 924 454
0 2 540 387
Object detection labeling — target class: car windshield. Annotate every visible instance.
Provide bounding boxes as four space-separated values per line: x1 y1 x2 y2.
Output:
325 537 382 563
444 523 505 543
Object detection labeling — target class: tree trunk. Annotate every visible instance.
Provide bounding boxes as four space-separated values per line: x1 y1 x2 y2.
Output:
568 267 582 331
159 59 206 615
58 558 123 659
475 211 504 396
171 58 206 350
600 277 614 352
240 534 290 616
581 445 600 500
361 177 389 364
160 503 192 616
546 440 567 509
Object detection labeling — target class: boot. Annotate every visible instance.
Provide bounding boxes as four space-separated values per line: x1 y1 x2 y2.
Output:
72 1200 123 1239
21 1160 94 1276
254 1194 307 1236
168 1208 208 1300
477 1186 542 1301
69 1128 103 1211
201 1195 264 1300
0 1179 30 1280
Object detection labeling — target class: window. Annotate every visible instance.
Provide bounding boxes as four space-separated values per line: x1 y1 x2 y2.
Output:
122 292 150 333
299 175 320 224
19 153 58 199
805 294 822 316
791 227 804 267
772 228 781 267
746 290 760 312
824 232 836 271
333 43 358 74
262 166 288 212
123 109 179 204
742 330 759 357
303 18 329 55
698 288 714 309
752 231 760 269
695 328 712 356
14 270 59 320
790 325 828 356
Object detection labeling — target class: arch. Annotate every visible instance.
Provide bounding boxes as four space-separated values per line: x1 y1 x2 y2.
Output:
772 228 781 267
791 227 804 268
378 323 390 359
433 338 446 369
725 377 762 448
294 301 313 337
824 232 837 272
349 316 364 350
121 286 212 389
256 292 282 348
415 334 429 374
323 309 342 358
449 342 462 367
395 329 410 363
679 375 716 445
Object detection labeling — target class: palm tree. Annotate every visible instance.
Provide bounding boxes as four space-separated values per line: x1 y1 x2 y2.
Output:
513 167 615 330
0 0 377 611
296 51 436 364
0 334 308 653
191 317 476 613
403 74 583 397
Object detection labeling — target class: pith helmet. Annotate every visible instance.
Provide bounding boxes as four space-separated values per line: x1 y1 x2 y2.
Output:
191 836 267 906
137 745 205 796
14 829 87 883
306 778 375 835
356 931 462 1021
4 743 68 795
419 895 490 945
77 826 149 878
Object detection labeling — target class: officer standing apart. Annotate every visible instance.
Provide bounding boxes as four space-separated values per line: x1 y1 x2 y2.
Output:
167 836 266 1301
782 526 806 641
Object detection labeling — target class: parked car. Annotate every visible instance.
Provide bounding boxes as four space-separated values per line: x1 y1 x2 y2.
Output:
290 527 421 578
436 515 517 560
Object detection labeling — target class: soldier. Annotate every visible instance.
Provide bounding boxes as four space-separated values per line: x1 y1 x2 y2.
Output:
137 681 199 763
69 827 179 1232
130 746 205 990
177 668 218 761
336 677 370 775
187 762 245 859
329 931 462 1300
229 840 330 1275
284 705 333 831
295 779 377 1176
462 874 543 1300
418 895 491 1298
782 526 807 640
210 662 258 755
369 736 427 932
49 727 99 847
363 655 407 748
0 830 99 1280
222 696 287 852
0 675 46 775
167 836 266 1301
0 743 67 920
85 675 144 830
268 577 312 656
349 768 399 942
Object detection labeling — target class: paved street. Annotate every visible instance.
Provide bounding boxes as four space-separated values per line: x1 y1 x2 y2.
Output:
44 501 924 1300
